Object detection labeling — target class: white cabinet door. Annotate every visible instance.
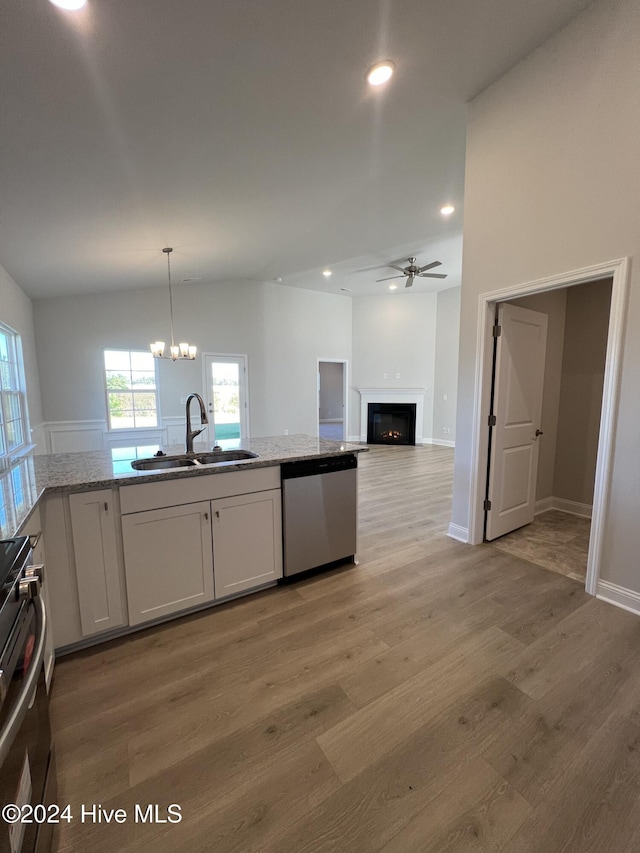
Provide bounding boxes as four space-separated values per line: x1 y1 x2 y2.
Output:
211 489 282 598
122 502 215 626
69 490 126 637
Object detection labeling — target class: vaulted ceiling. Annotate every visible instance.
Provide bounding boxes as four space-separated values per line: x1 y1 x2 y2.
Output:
1 0 593 298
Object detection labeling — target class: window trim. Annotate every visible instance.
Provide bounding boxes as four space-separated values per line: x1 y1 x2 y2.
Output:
103 348 161 432
0 321 30 458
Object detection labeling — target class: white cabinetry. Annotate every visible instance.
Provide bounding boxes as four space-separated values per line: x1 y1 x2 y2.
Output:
120 467 282 626
122 501 214 626
69 489 127 637
212 489 282 597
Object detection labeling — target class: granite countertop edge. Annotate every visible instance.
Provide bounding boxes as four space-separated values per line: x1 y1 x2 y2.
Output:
6 435 367 537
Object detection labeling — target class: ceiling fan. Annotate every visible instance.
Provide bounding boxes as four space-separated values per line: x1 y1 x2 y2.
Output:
376 257 447 288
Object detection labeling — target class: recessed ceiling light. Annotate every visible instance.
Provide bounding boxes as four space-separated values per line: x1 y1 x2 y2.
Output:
322 269 332 277
366 61 394 87
49 0 87 9
440 204 455 216
389 284 398 291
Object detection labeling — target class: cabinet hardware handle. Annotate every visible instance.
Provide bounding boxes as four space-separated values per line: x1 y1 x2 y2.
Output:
216 511 220 518
204 512 209 521
104 502 108 512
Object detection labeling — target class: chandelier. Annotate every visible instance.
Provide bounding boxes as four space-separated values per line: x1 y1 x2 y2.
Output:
150 247 197 361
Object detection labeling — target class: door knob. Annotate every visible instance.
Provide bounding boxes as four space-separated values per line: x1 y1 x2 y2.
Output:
535 429 544 437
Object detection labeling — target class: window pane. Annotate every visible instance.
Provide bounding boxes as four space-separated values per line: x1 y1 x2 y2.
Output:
0 362 10 388
0 332 9 364
131 371 156 389
130 351 154 371
106 370 132 390
104 350 131 371
6 418 23 450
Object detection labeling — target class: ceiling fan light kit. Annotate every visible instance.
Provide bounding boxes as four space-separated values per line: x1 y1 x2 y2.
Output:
150 248 197 361
376 257 448 288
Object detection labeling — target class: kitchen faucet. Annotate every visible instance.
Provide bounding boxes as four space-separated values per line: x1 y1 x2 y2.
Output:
185 393 208 453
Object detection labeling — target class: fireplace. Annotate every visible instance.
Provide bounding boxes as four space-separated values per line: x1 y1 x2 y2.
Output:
367 403 416 445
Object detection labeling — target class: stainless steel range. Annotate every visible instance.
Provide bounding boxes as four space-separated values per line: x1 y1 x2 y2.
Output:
0 536 56 853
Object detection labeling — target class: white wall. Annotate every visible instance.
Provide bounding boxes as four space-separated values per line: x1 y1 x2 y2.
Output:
33 279 352 439
351 292 438 440
0 262 44 448
452 0 640 592
433 287 461 443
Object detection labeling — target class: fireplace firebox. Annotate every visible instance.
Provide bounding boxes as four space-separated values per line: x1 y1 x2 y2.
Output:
367 403 416 445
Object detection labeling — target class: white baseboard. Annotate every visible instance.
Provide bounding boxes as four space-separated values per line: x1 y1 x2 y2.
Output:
429 438 456 448
447 523 469 543
597 580 640 618
535 496 592 519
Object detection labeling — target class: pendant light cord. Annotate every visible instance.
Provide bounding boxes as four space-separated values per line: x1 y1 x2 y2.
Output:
166 248 175 349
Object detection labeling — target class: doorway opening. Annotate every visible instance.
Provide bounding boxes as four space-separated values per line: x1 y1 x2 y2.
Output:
485 279 613 584
462 257 629 596
202 353 249 447
318 359 348 441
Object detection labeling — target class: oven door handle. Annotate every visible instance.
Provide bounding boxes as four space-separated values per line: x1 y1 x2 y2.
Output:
0 595 47 768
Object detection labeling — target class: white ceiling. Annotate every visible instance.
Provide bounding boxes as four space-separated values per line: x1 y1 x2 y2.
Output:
1 0 593 299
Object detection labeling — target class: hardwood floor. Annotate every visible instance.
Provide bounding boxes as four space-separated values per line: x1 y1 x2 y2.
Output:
49 445 640 852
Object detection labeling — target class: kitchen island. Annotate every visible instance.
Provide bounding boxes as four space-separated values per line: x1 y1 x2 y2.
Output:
2 435 365 654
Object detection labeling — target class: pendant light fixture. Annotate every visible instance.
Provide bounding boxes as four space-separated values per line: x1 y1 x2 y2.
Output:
150 247 197 361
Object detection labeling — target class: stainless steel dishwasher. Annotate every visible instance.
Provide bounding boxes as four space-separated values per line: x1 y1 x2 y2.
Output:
281 454 357 577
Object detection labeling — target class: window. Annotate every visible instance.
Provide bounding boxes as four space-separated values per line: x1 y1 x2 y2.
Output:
104 350 159 430
0 323 28 457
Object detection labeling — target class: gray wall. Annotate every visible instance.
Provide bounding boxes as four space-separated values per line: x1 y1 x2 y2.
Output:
554 279 612 505
0 263 43 445
433 287 461 442
452 0 640 591
319 361 344 421
33 279 352 437
351 291 438 439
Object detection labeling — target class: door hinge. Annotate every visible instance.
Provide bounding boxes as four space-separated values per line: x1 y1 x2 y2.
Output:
488 414 497 427
492 324 502 338
484 499 492 511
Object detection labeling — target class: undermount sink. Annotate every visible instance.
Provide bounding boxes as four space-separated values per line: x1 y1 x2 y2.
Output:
131 457 198 471
131 449 259 471
193 450 258 464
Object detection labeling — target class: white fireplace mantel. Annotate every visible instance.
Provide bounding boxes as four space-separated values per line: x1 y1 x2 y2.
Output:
357 388 428 443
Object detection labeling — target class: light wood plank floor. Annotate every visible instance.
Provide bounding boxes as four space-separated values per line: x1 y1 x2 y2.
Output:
50 445 640 852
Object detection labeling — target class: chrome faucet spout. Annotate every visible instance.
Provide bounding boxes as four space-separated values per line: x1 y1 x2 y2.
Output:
185 393 209 453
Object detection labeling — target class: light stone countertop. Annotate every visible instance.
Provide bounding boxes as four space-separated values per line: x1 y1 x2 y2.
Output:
1 435 367 539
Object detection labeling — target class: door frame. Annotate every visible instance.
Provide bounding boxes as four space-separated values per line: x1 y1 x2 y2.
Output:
317 358 349 441
465 257 629 595
201 352 250 444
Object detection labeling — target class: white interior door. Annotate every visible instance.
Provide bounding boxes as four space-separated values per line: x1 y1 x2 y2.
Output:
485 303 548 541
203 354 249 446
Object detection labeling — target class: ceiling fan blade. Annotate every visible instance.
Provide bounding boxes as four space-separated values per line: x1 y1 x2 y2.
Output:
418 273 448 279
418 261 442 273
376 275 405 282
405 275 415 288
388 264 407 273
